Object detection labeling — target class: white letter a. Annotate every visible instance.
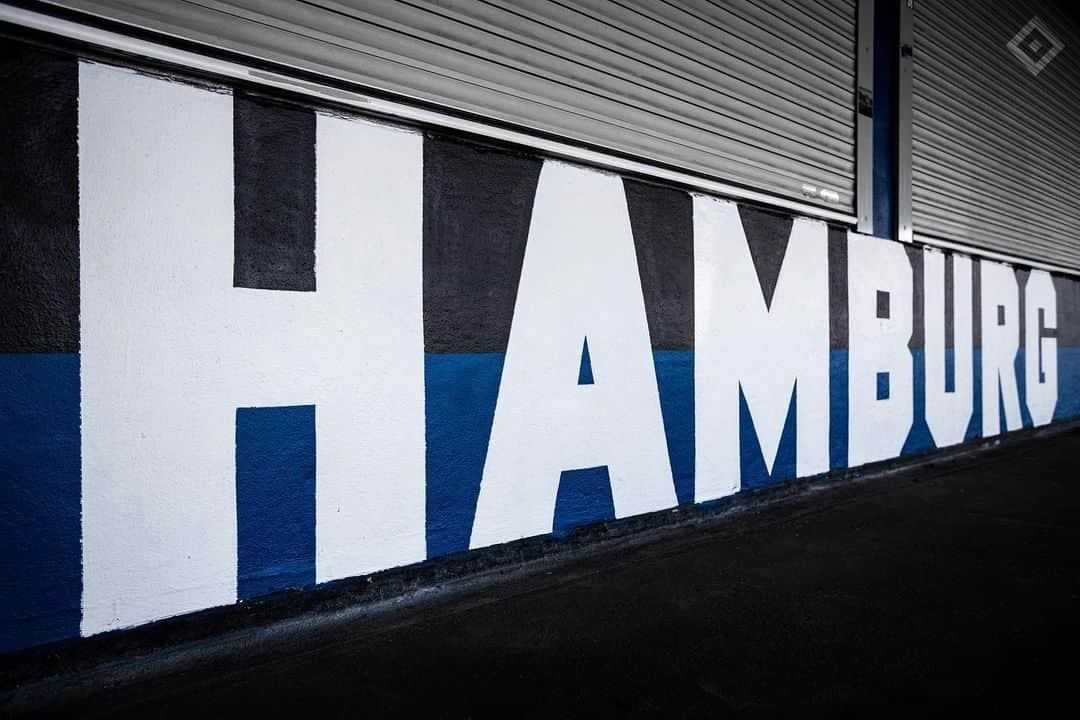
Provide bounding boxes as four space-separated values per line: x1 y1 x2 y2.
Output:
470 162 677 549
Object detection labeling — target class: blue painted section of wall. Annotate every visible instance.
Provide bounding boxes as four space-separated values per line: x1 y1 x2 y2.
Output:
2 345 1076 652
653 350 694 505
2 344 1060 650
553 466 615 537
739 385 797 490
0 354 81 652
426 345 1036 505
1054 347 1080 420
998 384 1009 435
914 347 981 447
425 353 505 557
1014 350 1035 428
876 372 891 400
578 338 594 385
830 350 849 469
978 350 1039 435
966 349 984 440
944 347 956 393
873 0 898 239
902 349 935 455
425 349 694 555
235 405 316 600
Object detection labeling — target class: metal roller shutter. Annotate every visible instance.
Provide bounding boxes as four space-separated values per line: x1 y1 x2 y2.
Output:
46 0 856 211
912 0 1080 269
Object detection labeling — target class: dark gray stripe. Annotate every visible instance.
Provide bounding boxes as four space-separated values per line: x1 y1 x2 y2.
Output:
1054 275 1080 346
906 246 924 350
0 42 78 353
422 134 541 354
624 179 692 351
737 205 793 312
972 261 982 350
828 226 848 350
1016 269 1030 349
944 253 955 350
877 290 891 319
233 92 315 292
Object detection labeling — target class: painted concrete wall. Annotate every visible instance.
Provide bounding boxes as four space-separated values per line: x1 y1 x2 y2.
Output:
4 45 1080 653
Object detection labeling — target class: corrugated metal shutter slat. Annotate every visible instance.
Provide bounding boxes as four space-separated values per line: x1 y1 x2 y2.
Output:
912 109 1079 213
912 0 1080 269
497 0 853 121
914 20 1080 148
51 0 856 209
377 0 854 158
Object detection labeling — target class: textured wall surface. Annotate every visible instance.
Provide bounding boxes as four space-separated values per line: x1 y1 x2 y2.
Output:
3 44 1079 653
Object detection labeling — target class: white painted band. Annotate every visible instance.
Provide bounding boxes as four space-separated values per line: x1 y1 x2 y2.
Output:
1 3 857 227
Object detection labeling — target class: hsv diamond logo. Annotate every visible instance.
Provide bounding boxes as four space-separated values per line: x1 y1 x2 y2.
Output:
1007 16 1064 75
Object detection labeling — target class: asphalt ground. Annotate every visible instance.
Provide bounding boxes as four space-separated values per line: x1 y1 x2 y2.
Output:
7 425 1080 717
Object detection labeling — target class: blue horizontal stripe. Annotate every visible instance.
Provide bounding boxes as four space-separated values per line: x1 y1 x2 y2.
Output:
1054 347 1080 420
0 353 81 652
